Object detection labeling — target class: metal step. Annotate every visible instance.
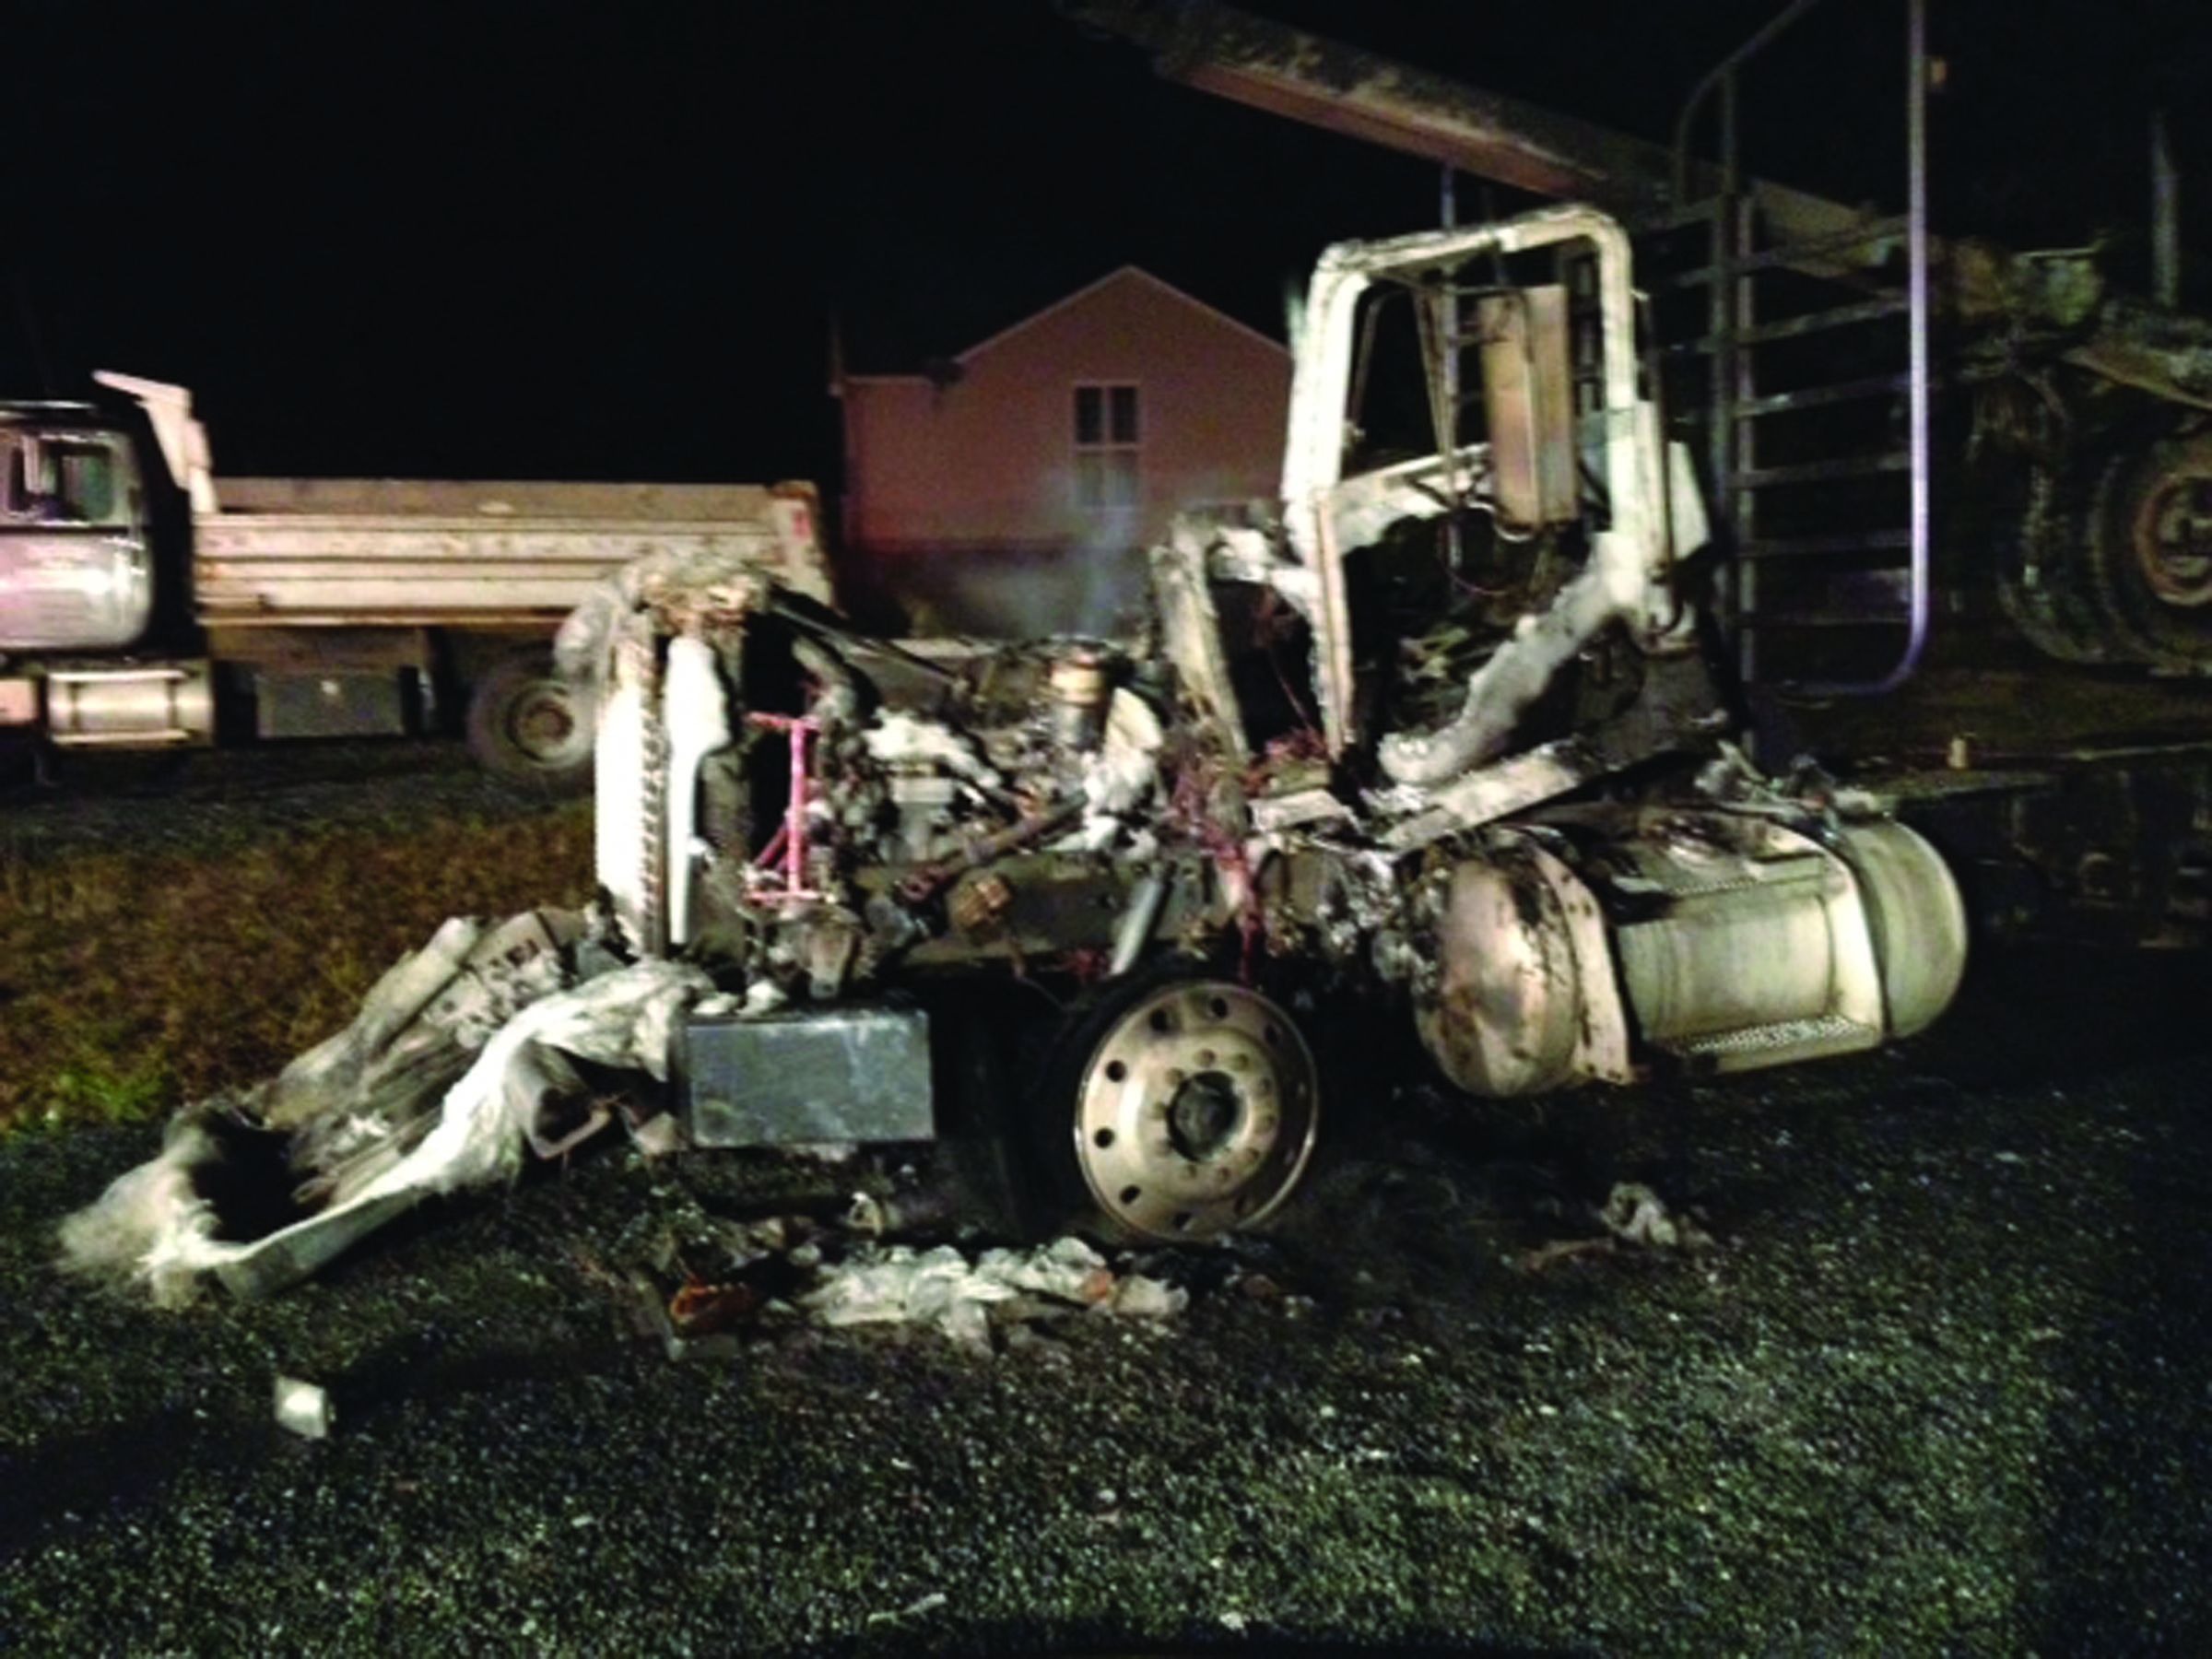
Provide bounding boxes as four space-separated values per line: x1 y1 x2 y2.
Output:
1731 371 1912 420
1664 1013 1878 1064
1735 608 1913 630
1737 529 1913 560
1650 213 1910 288
1732 450 1912 489
1667 293 1910 356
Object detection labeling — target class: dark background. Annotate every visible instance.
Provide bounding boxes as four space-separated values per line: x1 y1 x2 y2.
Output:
6 0 2209 484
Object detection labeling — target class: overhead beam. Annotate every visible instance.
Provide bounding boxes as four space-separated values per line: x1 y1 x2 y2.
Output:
1068 0 1879 258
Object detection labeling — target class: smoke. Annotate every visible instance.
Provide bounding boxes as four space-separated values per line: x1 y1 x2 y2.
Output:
879 539 1147 641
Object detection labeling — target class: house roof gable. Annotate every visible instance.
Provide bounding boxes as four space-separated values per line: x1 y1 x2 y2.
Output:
953 265 1289 367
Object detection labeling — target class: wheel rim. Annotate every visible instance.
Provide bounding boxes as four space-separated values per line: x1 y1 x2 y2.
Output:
2131 465 2212 609
503 678 591 771
1071 980 1320 1241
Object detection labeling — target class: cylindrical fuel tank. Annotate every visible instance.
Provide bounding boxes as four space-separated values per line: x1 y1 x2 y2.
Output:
1413 838 1609 1098
1413 813 1967 1097
0 532 155 651
1608 816 1966 1058
47 663 214 746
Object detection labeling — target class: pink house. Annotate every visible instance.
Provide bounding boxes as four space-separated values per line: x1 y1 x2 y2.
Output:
836 266 1292 636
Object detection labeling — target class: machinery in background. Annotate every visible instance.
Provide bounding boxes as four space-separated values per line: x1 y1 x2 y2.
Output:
1067 0 2212 682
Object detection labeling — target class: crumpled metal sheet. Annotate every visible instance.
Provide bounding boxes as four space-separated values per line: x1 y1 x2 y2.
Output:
56 936 711 1305
274 909 582 1203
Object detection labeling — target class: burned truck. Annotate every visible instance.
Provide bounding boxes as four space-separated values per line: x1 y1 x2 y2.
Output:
61 204 1970 1300
563 203 1966 1241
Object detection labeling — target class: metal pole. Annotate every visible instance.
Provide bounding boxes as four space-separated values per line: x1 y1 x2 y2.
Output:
1672 0 1830 206
2153 108 2181 308
1897 0 1932 688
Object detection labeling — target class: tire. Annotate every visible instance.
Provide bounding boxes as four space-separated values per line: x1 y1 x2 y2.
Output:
465 651 594 791
914 984 1041 1242
1031 971 1323 1243
1994 464 2133 665
2086 428 2212 668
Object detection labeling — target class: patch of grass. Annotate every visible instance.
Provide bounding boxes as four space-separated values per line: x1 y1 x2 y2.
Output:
0 802 594 1134
40 1048 175 1126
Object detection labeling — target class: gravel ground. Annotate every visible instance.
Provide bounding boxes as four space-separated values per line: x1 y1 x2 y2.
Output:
4 750 2211 1654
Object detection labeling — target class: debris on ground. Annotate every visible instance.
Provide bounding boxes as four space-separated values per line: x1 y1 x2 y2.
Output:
865 1590 950 1630
1599 1181 1714 1252
273 1375 334 1440
635 1225 1189 1358
1510 1236 1619 1274
1510 1181 1715 1273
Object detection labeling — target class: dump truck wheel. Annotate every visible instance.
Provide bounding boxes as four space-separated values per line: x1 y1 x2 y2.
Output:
465 652 594 791
1047 975 1322 1243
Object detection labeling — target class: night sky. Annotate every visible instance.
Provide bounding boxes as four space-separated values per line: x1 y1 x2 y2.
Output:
6 0 2207 487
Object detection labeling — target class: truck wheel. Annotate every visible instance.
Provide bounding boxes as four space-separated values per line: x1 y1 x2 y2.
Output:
1048 975 1321 1242
465 652 594 791
2088 429 2212 667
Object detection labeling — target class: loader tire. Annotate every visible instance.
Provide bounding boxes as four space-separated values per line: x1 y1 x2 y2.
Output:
2087 428 2212 669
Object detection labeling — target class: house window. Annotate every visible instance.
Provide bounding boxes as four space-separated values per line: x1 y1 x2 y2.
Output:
1073 382 1140 511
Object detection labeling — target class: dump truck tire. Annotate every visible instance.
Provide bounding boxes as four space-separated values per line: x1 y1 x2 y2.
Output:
465 651 594 792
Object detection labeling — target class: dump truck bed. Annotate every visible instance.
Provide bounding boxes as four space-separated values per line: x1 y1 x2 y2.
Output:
194 478 827 628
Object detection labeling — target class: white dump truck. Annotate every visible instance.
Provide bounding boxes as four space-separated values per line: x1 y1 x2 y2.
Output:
0 372 827 787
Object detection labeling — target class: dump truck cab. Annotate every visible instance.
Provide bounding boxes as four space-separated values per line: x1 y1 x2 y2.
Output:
0 396 171 654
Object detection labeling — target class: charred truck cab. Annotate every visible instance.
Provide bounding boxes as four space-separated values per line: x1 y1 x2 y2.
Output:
584 205 1967 1242
62 7 2212 1295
